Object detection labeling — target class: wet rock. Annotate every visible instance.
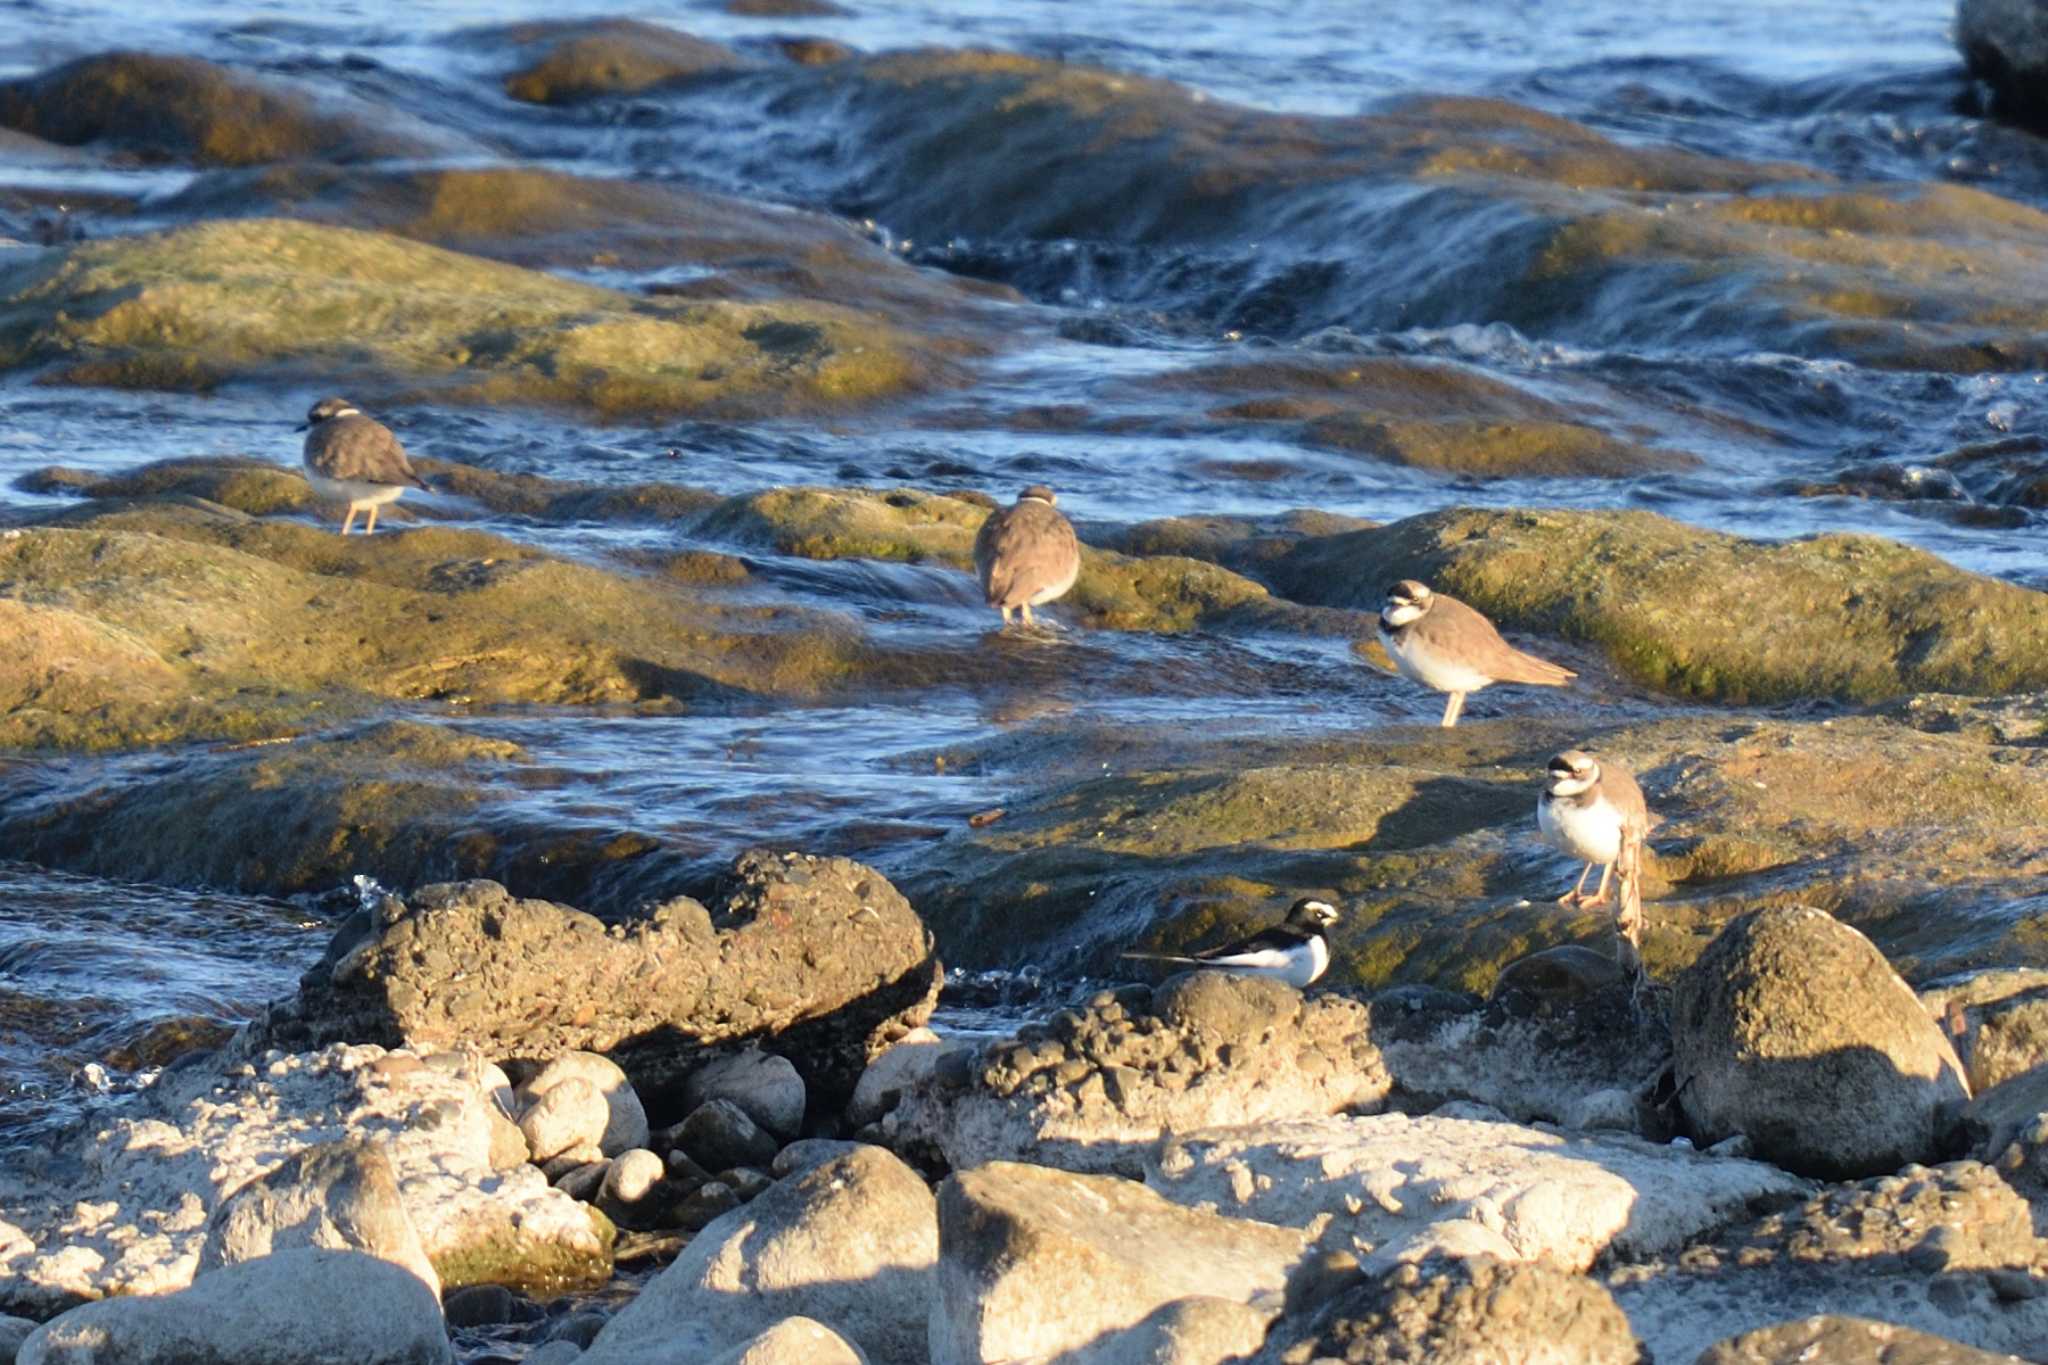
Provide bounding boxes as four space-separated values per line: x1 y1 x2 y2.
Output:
673 1099 782 1172
482 20 751 104
517 1053 650 1157
681 1049 806 1138
15 1248 452 1365
0 52 457 167
1149 1112 1807 1272
884 975 1389 1176
931 1160 1306 1365
0 219 942 417
0 1045 609 1316
197 1137 439 1297
579 1146 936 1365
0 1316 34 1361
1960 0 2048 126
847 1027 946 1127
709 1317 866 1365
1269 1253 1640 1365
266 851 938 1128
1673 906 1972 1179
519 1077 611 1164
442 1283 518 1328
1267 505 2048 703
1695 1316 2030 1365
696 485 1275 632
1933 434 2048 508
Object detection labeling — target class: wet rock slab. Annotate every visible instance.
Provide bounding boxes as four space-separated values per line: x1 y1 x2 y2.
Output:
0 1043 610 1317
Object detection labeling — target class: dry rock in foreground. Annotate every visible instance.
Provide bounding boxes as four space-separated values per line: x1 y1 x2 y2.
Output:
579 1145 935 1365
197 1137 439 1296
1673 905 1971 1179
1266 1253 1641 1365
265 850 941 1114
1694 1314 2031 1364
16 1247 452 1365
0 1044 607 1316
884 973 1388 1176
932 1160 1307 1365
1148 1112 1807 1271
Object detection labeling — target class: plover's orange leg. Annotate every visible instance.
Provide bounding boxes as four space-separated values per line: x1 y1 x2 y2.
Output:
1579 862 1616 910
363 504 379 535
1441 691 1467 728
1557 861 1595 906
340 506 359 536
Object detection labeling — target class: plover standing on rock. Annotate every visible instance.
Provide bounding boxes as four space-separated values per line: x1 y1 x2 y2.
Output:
1536 749 1653 909
298 397 429 535
973 485 1081 627
1122 897 1341 989
1376 578 1575 727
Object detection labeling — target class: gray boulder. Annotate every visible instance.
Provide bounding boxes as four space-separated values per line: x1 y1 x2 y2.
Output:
17 1248 452 1365
672 1098 782 1172
263 850 941 1113
198 1137 439 1297
1694 1314 2030 1363
886 975 1390 1176
710 1318 868 1365
1959 0 2048 124
517 1052 649 1156
682 1049 807 1138
579 1145 936 1365
518 1074 610 1163
1672 906 1970 1179
847 1028 946 1128
931 1160 1307 1365
1266 1254 1640 1364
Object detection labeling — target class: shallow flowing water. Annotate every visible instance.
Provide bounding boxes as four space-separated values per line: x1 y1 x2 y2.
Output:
0 0 2043 1148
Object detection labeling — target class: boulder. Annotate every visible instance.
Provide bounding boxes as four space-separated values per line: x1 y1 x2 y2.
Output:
0 1316 36 1361
0 219 940 418
0 1045 608 1317
0 52 457 166
672 1099 782 1173
847 1028 947 1127
483 19 751 104
708 1318 867 1365
197 1137 439 1297
1967 1066 2048 1197
1922 969 2048 1091
1695 1316 2030 1364
579 1146 936 1365
16 1248 452 1365
1267 1254 1640 1365
518 1076 610 1163
1672 906 1971 1179
1959 0 2048 124
883 976 1390 1176
681 1050 807 1138
931 1161 1307 1365
518 1053 650 1157
264 851 940 1115
1148 1113 1807 1272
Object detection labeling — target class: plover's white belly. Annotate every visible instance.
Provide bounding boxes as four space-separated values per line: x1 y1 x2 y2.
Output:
306 472 407 509
1380 628 1494 694
1538 794 1625 865
1027 559 1080 606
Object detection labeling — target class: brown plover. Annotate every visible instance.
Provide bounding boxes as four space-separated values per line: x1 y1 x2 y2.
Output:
973 485 1081 626
1536 749 1652 909
1377 579 1574 727
298 397 428 535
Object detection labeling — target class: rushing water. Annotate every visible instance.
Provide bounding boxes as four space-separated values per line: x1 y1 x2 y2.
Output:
0 0 2043 1146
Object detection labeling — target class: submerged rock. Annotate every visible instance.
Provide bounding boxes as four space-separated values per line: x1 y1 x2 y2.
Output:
930 1160 1306 1365
0 219 942 416
580 1146 936 1365
16 1248 453 1365
1959 0 2048 126
1267 505 2048 703
0 52 460 167
264 850 940 1115
884 974 1388 1176
1672 906 1972 1180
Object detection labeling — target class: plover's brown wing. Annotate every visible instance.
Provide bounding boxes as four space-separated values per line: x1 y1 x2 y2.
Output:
975 501 1080 608
303 415 427 489
1599 758 1655 833
1424 594 1576 685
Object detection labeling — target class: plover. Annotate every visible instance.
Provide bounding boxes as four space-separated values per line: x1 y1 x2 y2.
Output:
973 485 1081 626
1121 897 1341 989
298 397 429 535
1536 749 1652 909
1377 579 1574 727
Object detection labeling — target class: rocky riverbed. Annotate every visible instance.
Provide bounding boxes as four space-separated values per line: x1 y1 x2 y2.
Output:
4 0 2048 1361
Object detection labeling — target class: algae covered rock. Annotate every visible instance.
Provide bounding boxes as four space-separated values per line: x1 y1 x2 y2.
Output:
1672 905 1972 1179
1268 505 2048 703
481 19 751 104
0 218 938 416
0 52 458 167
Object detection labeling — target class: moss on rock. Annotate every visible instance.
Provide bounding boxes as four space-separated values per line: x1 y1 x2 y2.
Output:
481 20 751 104
0 219 941 417
1267 506 2048 703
